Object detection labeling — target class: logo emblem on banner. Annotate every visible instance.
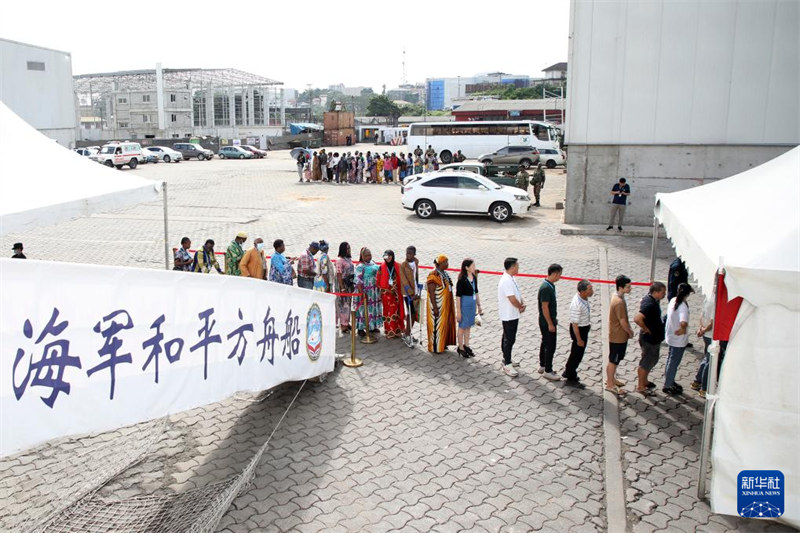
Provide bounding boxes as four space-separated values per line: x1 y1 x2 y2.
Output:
306 304 322 361
738 470 784 518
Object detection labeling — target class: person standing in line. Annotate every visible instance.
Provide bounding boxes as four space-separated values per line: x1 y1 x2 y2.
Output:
354 247 383 337
318 149 328 181
225 232 247 275
663 283 694 395
633 281 666 396
667 257 688 301
240 237 267 280
414 154 424 174
337 153 349 185
455 258 482 359
530 163 546 207
691 296 728 398
331 152 340 183
173 237 192 271
314 240 336 293
498 257 525 376
192 239 222 274
357 153 365 183
426 255 456 354
376 155 384 183
297 241 319 289
11 243 26 259
377 250 405 339
399 246 421 343
296 151 307 182
606 177 630 231
515 165 530 192
564 279 594 389
406 153 414 177
391 152 400 184
606 275 634 396
269 239 295 285
538 264 563 381
383 153 393 183
336 242 355 334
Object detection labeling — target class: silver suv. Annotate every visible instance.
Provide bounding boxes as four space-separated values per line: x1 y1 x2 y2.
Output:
173 143 214 161
477 146 539 168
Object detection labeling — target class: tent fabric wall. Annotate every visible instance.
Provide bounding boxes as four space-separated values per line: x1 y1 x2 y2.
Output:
0 101 162 236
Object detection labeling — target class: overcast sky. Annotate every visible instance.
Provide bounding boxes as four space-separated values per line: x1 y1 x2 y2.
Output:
1 0 570 91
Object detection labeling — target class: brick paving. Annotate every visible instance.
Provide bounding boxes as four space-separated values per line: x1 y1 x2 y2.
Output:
1 146 792 531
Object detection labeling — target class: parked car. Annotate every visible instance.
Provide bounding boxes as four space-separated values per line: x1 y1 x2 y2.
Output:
173 142 214 161
241 145 266 158
139 151 159 164
537 148 566 168
477 146 539 168
145 146 183 163
90 142 143 169
401 171 530 223
74 147 98 157
219 146 254 159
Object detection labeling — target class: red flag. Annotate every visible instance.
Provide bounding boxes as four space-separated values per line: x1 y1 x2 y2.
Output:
714 272 743 341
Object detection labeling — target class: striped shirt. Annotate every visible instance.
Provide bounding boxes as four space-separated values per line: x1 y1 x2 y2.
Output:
569 293 591 327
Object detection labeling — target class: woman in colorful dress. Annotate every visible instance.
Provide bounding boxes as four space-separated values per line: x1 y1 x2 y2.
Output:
356 153 365 183
376 155 384 183
426 255 456 354
311 152 322 181
376 250 405 339
414 155 424 174
336 242 355 333
314 240 336 293
367 154 376 183
354 247 383 336
349 154 357 183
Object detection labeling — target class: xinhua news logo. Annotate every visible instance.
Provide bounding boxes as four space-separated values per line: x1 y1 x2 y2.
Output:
738 470 784 518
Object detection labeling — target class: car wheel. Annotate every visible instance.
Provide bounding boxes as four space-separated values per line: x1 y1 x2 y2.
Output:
520 158 532 168
115 165 123 170
414 199 436 219
439 150 452 164
481 159 493 165
163 155 171 163
490 202 512 223
129 158 138 169
104 160 114 168
239 154 245 159
198 153 206 161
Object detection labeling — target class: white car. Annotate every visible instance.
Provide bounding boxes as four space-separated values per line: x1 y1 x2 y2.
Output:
74 147 98 157
538 148 566 168
145 146 183 163
401 171 531 223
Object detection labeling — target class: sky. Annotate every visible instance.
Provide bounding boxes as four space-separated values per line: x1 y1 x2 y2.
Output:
0 0 570 92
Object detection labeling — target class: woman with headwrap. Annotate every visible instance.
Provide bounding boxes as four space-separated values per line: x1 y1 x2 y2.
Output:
426 255 456 354
336 242 355 333
377 250 405 339
314 240 336 293
354 247 383 336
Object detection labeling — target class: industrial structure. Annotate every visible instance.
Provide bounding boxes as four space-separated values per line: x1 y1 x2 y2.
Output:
565 0 799 227
0 38 77 147
74 66 285 143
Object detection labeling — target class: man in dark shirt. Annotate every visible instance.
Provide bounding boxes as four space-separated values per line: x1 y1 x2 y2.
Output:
538 263 563 380
12 243 26 259
607 178 630 231
633 281 667 396
667 258 688 301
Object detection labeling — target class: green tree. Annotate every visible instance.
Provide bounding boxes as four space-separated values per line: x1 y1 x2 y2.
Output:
366 95 402 123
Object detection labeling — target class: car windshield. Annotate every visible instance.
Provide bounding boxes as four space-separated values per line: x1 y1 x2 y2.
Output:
100 146 116 154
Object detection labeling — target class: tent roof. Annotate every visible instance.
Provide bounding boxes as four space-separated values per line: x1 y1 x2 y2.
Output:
655 146 800 310
0 102 162 236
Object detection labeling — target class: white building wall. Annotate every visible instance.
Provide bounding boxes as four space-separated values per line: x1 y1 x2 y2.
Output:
0 39 77 147
565 0 799 226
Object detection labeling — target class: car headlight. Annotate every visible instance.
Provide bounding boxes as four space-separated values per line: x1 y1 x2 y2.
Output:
514 194 529 201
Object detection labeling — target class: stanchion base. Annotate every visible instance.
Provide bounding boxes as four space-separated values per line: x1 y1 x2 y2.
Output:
360 337 377 344
343 358 364 368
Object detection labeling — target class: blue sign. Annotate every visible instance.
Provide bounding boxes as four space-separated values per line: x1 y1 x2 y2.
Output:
738 470 784 518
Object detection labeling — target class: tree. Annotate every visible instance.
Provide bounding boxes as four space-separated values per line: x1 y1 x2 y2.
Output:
366 95 402 123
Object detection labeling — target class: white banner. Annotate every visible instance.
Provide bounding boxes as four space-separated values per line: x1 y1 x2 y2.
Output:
0 259 335 457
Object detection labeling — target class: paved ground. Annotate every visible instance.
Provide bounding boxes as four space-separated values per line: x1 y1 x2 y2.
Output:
1 146 793 532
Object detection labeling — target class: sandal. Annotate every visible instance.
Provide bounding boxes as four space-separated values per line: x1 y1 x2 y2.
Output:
635 388 656 397
614 378 627 387
605 385 627 397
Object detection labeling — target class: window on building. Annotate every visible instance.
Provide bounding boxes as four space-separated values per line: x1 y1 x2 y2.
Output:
118 97 128 104
193 93 207 127
172 134 180 138
214 93 230 126
170 94 176 103
142 115 150 123
143 95 151 103
118 121 129 128
26 61 45 71
171 114 177 122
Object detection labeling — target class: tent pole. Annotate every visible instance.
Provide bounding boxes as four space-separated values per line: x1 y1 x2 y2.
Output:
697 269 722 500
649 216 658 282
163 181 170 271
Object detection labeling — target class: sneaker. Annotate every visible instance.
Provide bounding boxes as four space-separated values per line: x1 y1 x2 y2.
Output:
504 364 519 377
674 383 684 393
698 389 706 398
565 379 586 390
538 366 545 374
646 381 656 390
606 226 613 231
662 385 681 395
690 380 702 391
543 372 561 381
511 361 521 368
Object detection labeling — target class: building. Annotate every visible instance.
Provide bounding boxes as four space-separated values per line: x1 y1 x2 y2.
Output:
328 84 370 98
74 66 285 142
542 62 567 81
565 0 799 227
426 72 534 111
0 38 77 147
452 99 566 124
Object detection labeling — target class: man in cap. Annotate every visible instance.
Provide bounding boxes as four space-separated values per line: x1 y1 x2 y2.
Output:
12 243 26 259
240 237 267 280
225 232 248 276
297 241 319 289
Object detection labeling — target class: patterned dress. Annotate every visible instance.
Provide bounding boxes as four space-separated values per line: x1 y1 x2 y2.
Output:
354 261 383 331
225 241 244 275
314 252 336 293
426 269 456 353
336 257 355 327
377 262 405 338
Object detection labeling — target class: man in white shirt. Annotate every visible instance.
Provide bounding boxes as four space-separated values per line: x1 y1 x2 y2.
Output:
498 257 525 377
564 279 594 389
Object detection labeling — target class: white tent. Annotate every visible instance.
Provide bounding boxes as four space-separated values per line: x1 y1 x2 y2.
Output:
0 101 162 237
654 146 800 528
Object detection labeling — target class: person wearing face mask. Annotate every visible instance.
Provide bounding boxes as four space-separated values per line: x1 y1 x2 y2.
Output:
377 250 405 339
240 237 268 280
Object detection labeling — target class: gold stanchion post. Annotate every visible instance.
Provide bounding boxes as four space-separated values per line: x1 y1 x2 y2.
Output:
343 308 363 367
360 291 377 344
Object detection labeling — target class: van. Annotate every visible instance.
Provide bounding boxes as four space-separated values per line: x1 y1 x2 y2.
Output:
91 142 144 169
173 143 214 161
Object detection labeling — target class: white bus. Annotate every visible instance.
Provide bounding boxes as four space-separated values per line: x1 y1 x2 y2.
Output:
406 120 561 163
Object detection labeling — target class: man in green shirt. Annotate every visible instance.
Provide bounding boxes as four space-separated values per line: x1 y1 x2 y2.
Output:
538 263 563 380
530 163 546 207
515 166 530 192
225 231 247 275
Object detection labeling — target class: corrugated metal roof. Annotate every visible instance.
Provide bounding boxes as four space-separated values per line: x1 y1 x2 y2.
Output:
454 99 565 112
